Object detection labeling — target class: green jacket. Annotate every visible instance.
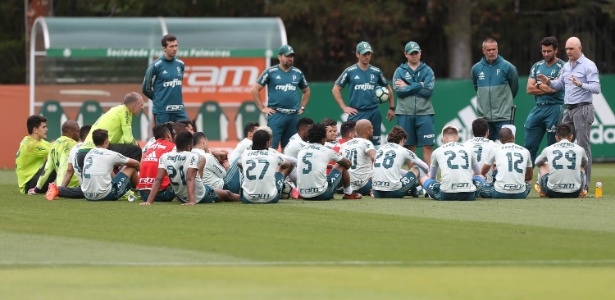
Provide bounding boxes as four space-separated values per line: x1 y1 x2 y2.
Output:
471 55 519 122
392 62 435 115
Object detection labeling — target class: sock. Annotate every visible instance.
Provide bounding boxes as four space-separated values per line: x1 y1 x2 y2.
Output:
343 186 353 195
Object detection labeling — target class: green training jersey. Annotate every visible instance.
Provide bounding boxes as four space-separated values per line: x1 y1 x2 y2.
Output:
335 64 388 110
36 136 78 189
16 136 50 193
529 58 565 105
256 65 308 110
82 105 135 150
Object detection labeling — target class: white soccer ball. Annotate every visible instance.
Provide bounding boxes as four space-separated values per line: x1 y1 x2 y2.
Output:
280 181 293 199
374 86 390 104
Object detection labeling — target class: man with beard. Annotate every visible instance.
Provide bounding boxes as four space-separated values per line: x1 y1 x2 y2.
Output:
525 37 565 166
251 45 311 151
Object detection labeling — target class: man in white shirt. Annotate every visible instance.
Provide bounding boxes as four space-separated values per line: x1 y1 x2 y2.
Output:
192 132 230 191
321 118 339 149
372 126 429 198
225 122 260 194
535 123 588 198
297 123 362 200
141 132 240 205
238 130 291 204
284 117 314 158
479 127 533 199
420 125 484 201
340 119 378 196
81 129 140 201
464 118 497 183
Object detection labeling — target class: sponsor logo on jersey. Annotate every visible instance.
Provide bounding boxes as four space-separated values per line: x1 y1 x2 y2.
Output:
354 75 360 79
275 75 281 79
163 79 182 87
162 70 168 74
275 84 297 92
354 83 375 91
478 71 485 81
165 105 184 111
143 151 158 162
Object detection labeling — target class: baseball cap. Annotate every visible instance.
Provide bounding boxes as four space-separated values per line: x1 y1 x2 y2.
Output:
441 124 459 136
405 41 421 54
278 45 295 56
356 41 373 55
502 124 516 136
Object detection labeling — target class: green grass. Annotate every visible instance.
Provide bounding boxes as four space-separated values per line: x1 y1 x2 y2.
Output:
1 165 615 299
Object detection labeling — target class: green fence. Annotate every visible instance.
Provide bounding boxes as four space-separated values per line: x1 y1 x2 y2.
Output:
303 75 615 161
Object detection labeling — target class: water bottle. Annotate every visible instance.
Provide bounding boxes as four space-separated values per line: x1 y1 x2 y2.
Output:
596 180 603 198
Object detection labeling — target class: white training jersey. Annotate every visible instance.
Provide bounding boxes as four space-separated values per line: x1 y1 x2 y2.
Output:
297 143 343 198
68 142 83 185
284 134 308 158
372 142 425 191
240 149 285 203
159 151 206 203
81 148 129 200
431 142 479 193
485 143 532 194
535 139 588 193
464 137 497 182
229 138 252 163
325 141 338 150
192 149 226 189
340 138 375 190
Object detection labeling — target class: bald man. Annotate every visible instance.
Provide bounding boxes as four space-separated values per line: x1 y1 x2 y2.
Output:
340 119 377 195
538 36 601 192
478 127 532 199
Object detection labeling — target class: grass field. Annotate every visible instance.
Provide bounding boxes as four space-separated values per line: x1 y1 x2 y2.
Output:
1 165 615 299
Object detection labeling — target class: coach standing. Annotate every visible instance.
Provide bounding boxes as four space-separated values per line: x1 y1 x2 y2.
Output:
251 45 310 151
471 38 519 140
538 37 601 192
143 34 189 124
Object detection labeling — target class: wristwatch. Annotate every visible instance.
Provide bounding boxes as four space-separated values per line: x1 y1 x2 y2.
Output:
300 106 305 110
389 106 395 110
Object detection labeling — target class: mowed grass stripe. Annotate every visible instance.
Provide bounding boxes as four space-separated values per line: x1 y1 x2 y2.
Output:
2 188 615 263
1 266 615 300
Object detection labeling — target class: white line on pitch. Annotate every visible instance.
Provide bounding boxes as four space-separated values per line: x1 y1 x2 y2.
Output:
2 260 615 267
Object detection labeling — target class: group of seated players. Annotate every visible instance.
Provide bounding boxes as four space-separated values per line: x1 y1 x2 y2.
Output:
18 108 589 204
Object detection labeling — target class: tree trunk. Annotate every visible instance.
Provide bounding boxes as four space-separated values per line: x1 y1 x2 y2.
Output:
446 0 471 79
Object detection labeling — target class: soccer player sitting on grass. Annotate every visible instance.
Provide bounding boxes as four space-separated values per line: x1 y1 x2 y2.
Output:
478 127 533 199
17 115 51 194
81 129 140 201
284 117 314 183
136 124 176 202
372 126 429 198
340 119 377 196
296 123 362 200
420 125 484 201
534 123 588 198
33 121 80 195
141 132 240 205
225 122 260 194
46 125 92 200
192 132 232 192
464 118 497 183
238 130 291 204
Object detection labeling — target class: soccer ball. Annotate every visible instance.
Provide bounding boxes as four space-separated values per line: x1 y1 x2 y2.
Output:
374 86 390 104
280 181 293 199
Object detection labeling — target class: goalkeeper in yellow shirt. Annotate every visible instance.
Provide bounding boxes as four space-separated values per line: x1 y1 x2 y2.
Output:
28 121 80 195
16 115 51 194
